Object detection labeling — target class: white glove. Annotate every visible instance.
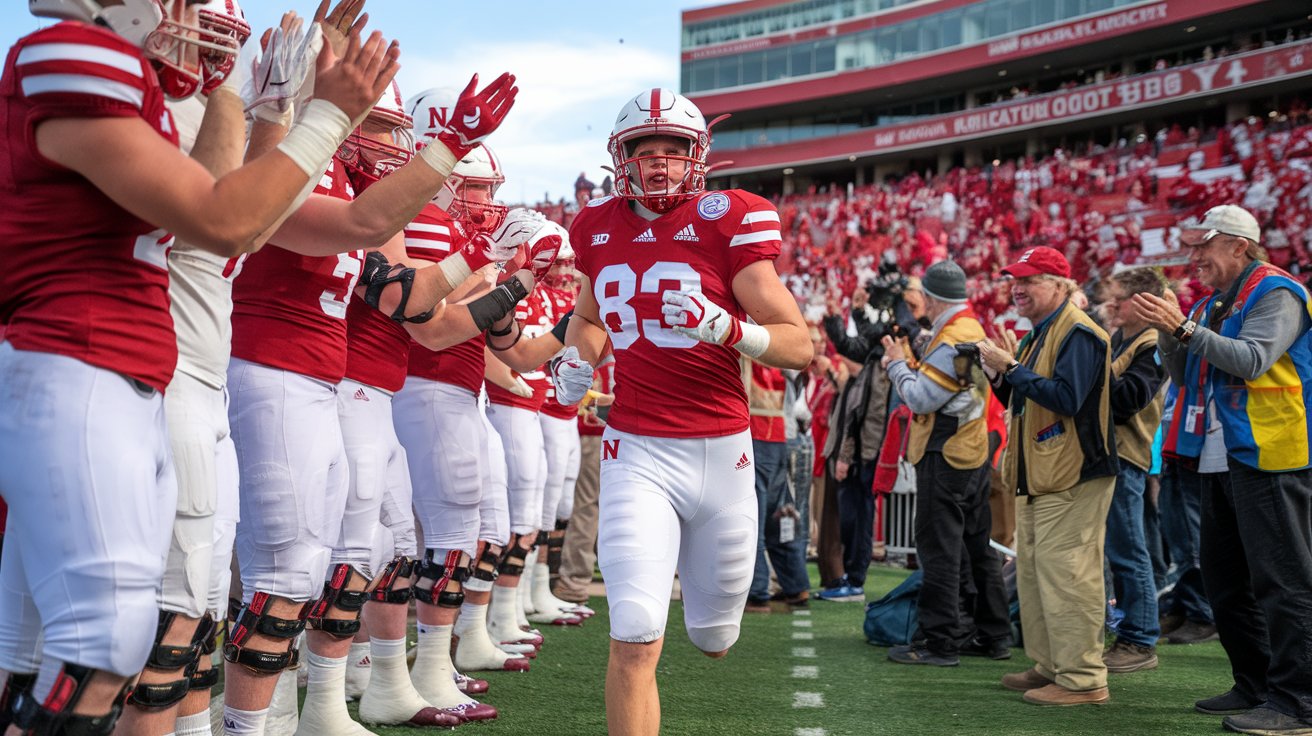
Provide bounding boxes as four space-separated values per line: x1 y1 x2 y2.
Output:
509 376 533 399
661 289 772 358
662 289 733 345
243 18 321 124
550 346 594 407
462 208 544 271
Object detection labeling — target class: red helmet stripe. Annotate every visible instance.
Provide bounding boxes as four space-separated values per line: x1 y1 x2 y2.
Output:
649 88 661 116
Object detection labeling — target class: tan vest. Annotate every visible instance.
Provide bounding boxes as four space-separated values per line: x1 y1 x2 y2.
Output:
1001 302 1112 495
905 312 990 469
1111 328 1164 472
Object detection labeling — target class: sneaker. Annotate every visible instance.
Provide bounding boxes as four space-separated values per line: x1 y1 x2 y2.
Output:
961 636 1012 660
1222 704 1312 735
1168 620 1220 645
1159 612 1186 637
1001 668 1053 692
1103 640 1159 673
1196 689 1266 716
887 644 959 667
1023 684 1110 706
815 584 864 602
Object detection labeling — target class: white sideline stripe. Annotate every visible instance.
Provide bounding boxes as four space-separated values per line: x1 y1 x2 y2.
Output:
406 222 451 235
792 619 812 627
21 74 143 107
741 210 780 225
792 647 816 658
793 609 811 616
795 729 828 736
17 43 144 77
792 665 819 679
792 692 824 708
729 229 781 247
791 632 813 640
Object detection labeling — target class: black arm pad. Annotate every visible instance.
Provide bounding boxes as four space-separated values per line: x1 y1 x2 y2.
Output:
468 278 530 331
550 309 573 344
361 251 437 324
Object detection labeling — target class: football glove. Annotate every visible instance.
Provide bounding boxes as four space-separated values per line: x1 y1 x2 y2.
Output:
243 17 321 124
524 221 566 281
550 346 594 407
662 289 771 358
437 73 518 160
459 208 543 272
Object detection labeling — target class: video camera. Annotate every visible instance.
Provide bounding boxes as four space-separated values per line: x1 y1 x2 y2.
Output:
865 251 909 312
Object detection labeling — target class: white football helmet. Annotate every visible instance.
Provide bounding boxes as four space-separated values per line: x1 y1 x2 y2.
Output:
405 87 459 149
434 144 508 234
196 0 250 95
609 88 712 214
338 80 415 188
542 231 577 291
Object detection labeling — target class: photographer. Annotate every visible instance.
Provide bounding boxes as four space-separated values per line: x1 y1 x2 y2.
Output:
881 261 1010 666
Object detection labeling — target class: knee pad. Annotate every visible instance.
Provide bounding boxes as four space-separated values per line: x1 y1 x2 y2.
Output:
223 592 312 675
307 564 370 639
497 535 530 576
369 556 415 605
608 599 665 644
186 614 220 692
465 543 502 592
0 672 36 733
687 623 740 655
413 550 468 609
126 611 210 709
12 665 131 736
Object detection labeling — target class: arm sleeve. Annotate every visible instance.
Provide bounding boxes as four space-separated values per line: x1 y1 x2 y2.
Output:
1187 289 1308 381
725 195 782 277
1157 333 1189 386
1110 345 1165 424
823 314 875 362
1005 328 1103 417
402 206 457 262
15 28 151 128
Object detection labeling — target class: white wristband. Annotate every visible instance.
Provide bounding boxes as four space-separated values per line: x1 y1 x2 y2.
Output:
418 139 459 178
733 321 771 359
275 98 350 177
437 252 473 288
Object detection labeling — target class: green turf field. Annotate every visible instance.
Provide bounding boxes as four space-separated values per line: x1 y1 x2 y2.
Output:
353 564 1235 735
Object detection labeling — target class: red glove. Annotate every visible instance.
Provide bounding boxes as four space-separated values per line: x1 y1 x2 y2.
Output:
458 207 543 272
437 72 518 160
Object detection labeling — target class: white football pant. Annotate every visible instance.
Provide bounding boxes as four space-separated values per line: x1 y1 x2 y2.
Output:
484 403 545 537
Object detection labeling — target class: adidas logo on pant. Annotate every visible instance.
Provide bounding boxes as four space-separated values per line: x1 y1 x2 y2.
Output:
673 224 700 242
735 453 751 470
354 388 370 401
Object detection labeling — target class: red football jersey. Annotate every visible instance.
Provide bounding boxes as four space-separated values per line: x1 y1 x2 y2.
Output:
486 287 553 411
569 191 781 438
230 159 363 384
0 23 180 391
540 285 578 420
403 205 486 393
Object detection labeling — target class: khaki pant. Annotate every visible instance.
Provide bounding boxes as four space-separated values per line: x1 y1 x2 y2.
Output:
555 434 601 602
1016 475 1116 692
989 465 1016 550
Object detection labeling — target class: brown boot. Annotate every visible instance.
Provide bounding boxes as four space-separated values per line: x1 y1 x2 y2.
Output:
1023 684 1110 706
1001 668 1053 692
1103 640 1159 673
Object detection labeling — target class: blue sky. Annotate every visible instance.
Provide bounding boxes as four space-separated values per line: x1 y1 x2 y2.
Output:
2 1 719 203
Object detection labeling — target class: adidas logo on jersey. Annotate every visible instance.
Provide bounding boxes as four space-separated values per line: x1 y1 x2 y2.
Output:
632 228 656 243
735 453 751 470
672 224 700 242
354 388 370 401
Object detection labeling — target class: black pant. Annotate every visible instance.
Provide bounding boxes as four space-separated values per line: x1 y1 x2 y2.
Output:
1200 463 1312 720
913 452 1010 655
837 460 875 587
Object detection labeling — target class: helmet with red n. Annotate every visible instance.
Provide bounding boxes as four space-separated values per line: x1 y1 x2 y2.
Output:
608 88 714 214
406 86 459 149
29 0 244 100
338 80 415 191
433 144 508 234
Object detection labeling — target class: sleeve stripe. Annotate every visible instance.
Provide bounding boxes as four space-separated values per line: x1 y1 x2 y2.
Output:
21 73 143 108
740 210 780 226
406 222 451 236
729 229 782 247
404 237 452 252
16 43 144 78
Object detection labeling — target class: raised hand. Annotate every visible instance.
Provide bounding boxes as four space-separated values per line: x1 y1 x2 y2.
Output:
311 28 400 125
459 208 544 272
551 346 595 406
314 0 368 57
243 13 321 122
524 221 566 281
436 73 518 158
662 289 734 346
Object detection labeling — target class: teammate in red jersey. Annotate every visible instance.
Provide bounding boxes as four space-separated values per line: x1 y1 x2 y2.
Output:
0 1 395 732
553 89 812 735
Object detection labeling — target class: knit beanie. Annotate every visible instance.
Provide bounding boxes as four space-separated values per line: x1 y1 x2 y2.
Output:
922 260 967 303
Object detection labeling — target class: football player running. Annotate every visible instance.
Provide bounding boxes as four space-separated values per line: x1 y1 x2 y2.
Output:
0 1 394 734
555 89 812 736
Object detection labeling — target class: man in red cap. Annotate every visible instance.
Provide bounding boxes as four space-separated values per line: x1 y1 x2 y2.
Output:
977 246 1118 706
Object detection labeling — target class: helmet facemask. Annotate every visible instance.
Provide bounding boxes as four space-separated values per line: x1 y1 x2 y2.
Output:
338 83 414 190
196 0 250 95
446 178 508 234
145 1 240 100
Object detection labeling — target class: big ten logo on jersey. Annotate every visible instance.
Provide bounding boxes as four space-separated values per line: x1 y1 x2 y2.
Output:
602 438 620 460
133 229 174 270
319 251 363 318
594 261 702 350
591 233 610 246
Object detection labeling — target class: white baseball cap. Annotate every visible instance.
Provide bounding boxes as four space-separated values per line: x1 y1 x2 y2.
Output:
1184 204 1261 243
